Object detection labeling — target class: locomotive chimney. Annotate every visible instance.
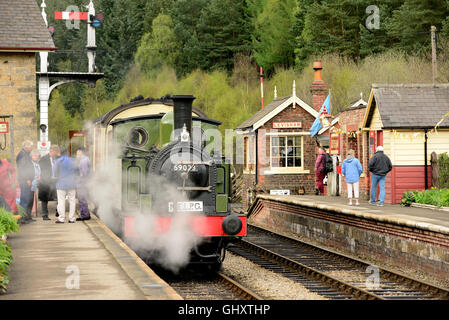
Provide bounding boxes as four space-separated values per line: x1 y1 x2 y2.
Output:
171 95 195 140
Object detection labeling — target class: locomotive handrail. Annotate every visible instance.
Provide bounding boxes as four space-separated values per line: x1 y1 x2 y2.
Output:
176 186 212 192
177 160 213 166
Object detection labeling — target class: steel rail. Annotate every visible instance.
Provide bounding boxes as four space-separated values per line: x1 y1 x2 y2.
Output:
247 224 449 300
217 272 263 300
236 238 383 300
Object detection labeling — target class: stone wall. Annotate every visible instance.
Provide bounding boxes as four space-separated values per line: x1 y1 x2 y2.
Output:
250 198 449 281
0 52 37 162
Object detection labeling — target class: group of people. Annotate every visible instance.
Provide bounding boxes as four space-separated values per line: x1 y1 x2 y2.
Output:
0 140 92 224
315 145 392 206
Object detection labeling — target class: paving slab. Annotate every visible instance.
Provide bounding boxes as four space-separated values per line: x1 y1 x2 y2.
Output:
0 203 181 300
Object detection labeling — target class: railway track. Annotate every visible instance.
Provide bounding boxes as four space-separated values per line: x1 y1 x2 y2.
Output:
157 268 262 300
227 224 449 300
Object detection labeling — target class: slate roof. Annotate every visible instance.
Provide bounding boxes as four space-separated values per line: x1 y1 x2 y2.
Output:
236 95 291 130
368 84 449 129
0 0 56 51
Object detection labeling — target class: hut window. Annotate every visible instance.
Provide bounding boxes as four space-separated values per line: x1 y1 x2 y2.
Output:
270 135 302 168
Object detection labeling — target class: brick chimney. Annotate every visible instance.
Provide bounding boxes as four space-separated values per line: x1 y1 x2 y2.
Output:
310 61 328 113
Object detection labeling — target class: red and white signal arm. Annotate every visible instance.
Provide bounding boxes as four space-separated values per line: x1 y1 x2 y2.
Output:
55 11 88 20
0 122 8 134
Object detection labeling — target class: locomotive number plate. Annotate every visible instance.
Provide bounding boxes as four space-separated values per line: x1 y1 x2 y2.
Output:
169 201 203 212
173 164 197 172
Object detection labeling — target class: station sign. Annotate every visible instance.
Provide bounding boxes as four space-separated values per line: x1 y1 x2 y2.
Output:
272 121 302 129
0 122 8 134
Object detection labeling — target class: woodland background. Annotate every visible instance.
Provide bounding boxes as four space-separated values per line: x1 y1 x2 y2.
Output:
40 0 449 144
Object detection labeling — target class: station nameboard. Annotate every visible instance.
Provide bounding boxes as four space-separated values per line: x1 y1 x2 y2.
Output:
272 121 302 129
0 122 8 134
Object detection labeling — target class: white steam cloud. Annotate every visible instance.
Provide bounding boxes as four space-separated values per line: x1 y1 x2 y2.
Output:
86 132 204 273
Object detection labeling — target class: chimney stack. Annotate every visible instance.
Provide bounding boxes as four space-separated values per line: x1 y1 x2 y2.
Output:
310 61 328 113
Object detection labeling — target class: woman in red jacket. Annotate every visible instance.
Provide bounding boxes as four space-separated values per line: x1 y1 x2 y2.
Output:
315 148 326 195
0 159 18 214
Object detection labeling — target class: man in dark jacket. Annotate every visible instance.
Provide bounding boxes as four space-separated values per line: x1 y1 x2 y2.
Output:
16 140 35 223
38 145 60 220
368 146 392 206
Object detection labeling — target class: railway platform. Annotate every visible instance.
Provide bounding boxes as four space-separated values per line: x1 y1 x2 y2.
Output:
248 194 449 283
0 203 181 300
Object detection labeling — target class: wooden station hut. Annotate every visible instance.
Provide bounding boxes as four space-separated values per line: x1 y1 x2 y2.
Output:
362 84 449 204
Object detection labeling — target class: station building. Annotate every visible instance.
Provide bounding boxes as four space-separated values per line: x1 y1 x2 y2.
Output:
0 0 56 161
236 62 327 211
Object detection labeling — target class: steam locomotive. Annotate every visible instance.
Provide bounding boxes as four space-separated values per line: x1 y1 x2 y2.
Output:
90 94 246 270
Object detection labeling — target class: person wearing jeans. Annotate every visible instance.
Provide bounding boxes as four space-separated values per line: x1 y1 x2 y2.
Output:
368 146 392 206
370 173 386 205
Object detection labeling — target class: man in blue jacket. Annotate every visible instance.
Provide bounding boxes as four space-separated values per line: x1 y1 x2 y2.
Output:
53 147 77 223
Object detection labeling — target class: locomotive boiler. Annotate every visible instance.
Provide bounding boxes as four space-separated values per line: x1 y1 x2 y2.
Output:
90 94 246 270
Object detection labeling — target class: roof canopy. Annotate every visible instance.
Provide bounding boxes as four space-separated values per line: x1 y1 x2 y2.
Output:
0 0 56 52
363 84 449 129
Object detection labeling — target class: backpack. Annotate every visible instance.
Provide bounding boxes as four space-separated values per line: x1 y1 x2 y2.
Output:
324 153 333 174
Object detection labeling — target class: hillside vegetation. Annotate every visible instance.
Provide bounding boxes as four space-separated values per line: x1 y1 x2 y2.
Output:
42 0 449 145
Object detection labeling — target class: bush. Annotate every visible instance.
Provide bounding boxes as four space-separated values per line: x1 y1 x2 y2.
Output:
400 190 417 207
401 189 449 208
0 208 19 293
0 208 19 236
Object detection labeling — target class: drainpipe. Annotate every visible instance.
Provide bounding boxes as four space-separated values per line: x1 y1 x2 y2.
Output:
424 128 428 190
254 129 258 186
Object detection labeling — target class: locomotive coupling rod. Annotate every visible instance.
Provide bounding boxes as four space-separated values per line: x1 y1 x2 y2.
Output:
177 186 212 192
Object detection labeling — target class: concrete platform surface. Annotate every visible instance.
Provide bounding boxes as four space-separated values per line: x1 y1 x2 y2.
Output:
255 194 449 235
0 203 181 300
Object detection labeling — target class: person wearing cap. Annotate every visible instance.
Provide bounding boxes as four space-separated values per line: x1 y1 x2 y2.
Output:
341 149 363 206
368 145 392 206
75 147 92 221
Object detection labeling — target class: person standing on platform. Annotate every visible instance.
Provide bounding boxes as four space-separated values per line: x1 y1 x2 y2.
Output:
53 147 77 224
341 149 363 206
0 159 18 214
16 140 35 223
29 150 41 217
315 147 326 195
75 147 92 221
368 146 392 207
38 145 61 220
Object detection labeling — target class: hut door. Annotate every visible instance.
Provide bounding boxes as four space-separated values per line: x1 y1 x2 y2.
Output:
376 131 383 147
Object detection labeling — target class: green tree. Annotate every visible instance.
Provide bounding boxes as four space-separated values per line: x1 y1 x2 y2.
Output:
248 0 297 74
196 0 252 72
386 0 449 53
135 14 180 77
97 0 148 95
170 0 207 75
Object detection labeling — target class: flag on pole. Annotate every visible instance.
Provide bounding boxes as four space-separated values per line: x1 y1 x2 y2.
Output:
309 94 330 137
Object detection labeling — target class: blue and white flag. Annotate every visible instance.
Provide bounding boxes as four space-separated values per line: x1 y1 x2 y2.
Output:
309 94 330 137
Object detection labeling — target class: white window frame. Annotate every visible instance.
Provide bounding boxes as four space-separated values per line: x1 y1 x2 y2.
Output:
265 132 310 174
